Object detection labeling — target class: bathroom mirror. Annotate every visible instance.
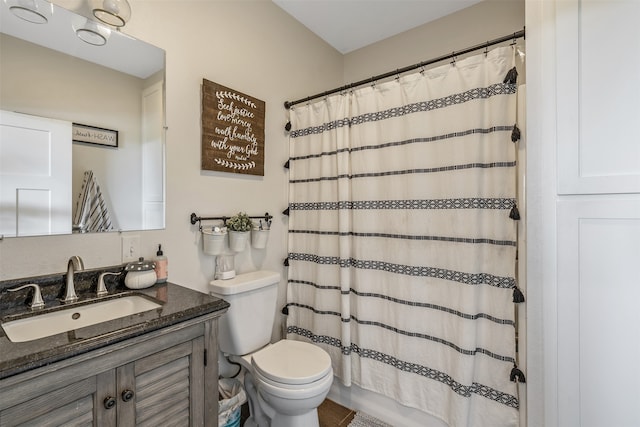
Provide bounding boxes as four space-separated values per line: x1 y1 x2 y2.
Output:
0 0 165 237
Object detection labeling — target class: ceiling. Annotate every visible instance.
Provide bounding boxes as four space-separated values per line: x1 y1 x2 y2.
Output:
1 0 163 78
272 0 484 54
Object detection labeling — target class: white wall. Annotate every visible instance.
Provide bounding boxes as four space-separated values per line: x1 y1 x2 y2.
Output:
344 0 525 83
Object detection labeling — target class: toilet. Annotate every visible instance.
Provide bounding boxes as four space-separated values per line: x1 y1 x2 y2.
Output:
210 270 333 427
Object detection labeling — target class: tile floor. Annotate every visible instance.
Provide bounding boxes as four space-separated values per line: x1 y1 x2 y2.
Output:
318 398 357 427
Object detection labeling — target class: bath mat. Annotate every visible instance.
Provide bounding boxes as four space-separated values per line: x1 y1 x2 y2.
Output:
347 411 394 427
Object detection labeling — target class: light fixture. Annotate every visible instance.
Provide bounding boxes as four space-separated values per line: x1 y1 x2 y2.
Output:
75 19 111 46
7 0 50 24
91 0 131 28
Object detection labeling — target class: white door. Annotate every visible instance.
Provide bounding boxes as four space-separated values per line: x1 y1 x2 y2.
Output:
0 110 72 237
554 2 640 425
557 198 640 427
527 1 640 426
556 0 640 194
141 81 165 230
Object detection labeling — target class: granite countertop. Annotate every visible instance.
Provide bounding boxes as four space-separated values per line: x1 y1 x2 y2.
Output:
0 268 228 380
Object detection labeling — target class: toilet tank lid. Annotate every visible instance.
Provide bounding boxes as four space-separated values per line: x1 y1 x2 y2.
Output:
209 270 281 295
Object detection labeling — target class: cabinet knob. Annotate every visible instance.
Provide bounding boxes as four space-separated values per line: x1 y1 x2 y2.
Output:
121 389 135 402
104 396 116 410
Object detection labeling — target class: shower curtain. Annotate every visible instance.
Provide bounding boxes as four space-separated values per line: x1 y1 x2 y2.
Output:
286 46 521 427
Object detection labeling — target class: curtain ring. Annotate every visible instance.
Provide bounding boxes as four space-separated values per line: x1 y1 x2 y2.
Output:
451 52 457 66
484 42 489 57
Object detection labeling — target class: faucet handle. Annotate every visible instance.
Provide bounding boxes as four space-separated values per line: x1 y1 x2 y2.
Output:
8 283 45 310
97 272 120 297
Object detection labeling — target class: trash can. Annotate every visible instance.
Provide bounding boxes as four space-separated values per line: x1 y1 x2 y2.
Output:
219 378 247 427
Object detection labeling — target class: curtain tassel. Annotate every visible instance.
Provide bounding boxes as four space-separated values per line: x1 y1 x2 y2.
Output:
284 159 290 169
513 285 525 303
510 364 526 383
285 121 292 132
511 124 521 143
503 67 518 85
283 257 289 267
509 205 521 221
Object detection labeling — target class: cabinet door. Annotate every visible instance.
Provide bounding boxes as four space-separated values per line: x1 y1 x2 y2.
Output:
117 337 205 427
0 376 102 426
557 197 640 427
556 0 640 194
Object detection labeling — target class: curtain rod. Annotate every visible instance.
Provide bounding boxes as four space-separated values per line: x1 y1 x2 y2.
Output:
284 27 525 110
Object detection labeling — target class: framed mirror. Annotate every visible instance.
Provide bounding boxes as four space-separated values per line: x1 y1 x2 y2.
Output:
0 0 165 237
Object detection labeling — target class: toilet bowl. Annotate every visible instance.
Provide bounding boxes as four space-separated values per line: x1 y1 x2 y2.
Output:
230 340 333 427
254 369 333 426
210 271 334 427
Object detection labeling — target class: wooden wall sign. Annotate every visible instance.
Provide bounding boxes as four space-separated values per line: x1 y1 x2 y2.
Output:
201 79 265 176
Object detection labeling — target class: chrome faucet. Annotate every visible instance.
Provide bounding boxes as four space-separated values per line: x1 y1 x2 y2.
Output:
8 283 45 310
63 256 84 303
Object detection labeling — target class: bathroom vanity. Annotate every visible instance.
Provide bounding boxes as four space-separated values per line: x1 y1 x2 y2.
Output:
0 272 229 426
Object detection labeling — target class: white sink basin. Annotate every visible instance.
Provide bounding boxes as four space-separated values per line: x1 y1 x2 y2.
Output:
2 295 162 343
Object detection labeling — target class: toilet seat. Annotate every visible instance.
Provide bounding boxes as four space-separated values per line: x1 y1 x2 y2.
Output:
253 365 334 399
251 340 332 386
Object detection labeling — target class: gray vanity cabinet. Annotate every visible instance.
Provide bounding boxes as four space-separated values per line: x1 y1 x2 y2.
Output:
0 316 219 427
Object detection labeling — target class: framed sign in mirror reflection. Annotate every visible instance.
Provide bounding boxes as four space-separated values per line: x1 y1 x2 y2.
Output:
72 123 119 148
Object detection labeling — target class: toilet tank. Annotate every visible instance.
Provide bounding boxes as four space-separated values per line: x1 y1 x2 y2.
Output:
209 270 281 355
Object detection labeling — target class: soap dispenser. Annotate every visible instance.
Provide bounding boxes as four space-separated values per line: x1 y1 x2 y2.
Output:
154 244 168 284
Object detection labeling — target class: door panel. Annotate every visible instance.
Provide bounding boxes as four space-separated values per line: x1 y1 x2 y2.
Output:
557 198 640 427
0 110 72 236
556 0 640 194
141 81 165 230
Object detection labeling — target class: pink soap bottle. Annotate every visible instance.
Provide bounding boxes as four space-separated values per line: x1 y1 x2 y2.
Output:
154 244 168 283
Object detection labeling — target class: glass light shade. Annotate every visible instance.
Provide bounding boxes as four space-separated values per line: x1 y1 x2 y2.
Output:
75 19 111 46
7 0 50 24
91 0 131 27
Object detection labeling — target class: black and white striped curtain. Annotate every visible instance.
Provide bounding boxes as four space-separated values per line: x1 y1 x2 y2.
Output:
286 46 521 426
72 170 114 233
